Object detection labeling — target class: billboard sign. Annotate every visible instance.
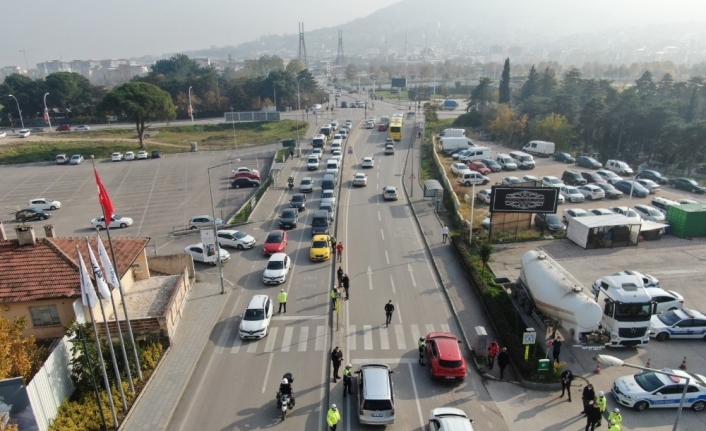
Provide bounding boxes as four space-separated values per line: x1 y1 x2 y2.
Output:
200 229 217 264
490 186 559 214
391 78 407 88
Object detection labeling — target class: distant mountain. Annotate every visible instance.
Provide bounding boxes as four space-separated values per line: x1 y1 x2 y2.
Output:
179 0 706 64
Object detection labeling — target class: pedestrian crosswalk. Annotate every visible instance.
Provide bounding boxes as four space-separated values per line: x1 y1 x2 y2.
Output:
214 322 452 355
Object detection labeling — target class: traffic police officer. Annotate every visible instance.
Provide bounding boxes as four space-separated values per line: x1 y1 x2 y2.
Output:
278 289 288 313
327 404 341 431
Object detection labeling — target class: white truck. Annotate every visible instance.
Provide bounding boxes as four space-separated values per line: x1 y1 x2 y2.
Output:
522 140 555 157
436 128 466 139
457 171 490 186
439 137 475 153
513 250 654 347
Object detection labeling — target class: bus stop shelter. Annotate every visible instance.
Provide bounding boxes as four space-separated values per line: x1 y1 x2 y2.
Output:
423 180 443 198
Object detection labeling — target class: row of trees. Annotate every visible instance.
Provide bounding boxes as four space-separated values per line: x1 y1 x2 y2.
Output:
461 58 706 172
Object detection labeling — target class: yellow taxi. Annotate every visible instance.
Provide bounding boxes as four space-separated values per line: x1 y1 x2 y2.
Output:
309 234 331 261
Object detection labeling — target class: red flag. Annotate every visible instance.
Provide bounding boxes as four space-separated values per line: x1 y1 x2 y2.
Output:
94 169 114 222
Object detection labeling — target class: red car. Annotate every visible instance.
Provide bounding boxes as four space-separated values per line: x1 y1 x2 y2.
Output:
467 161 491 175
56 124 72 132
378 124 388 131
263 230 288 256
234 171 261 180
425 332 467 380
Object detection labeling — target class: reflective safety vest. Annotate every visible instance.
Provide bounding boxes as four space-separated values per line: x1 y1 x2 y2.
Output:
327 408 341 426
331 288 338 299
607 424 620 431
278 291 287 303
608 412 622 425
596 396 607 412
418 339 425 350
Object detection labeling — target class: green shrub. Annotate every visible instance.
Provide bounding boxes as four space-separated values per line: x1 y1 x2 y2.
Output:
140 342 164 370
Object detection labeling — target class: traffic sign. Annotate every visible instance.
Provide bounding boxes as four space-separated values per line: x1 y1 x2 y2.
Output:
522 331 536 345
409 173 416 180
348 148 353 155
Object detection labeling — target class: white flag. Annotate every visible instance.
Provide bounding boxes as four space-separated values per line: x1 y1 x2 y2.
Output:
87 239 111 299
78 249 99 308
97 235 119 289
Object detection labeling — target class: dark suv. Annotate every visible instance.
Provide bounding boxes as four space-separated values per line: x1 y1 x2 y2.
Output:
580 171 605 184
561 170 588 186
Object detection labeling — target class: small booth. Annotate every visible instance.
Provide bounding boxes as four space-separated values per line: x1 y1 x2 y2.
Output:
423 179 443 198
567 215 642 249
639 220 668 241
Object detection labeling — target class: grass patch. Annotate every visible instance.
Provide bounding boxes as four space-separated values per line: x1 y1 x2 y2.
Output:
374 90 409 100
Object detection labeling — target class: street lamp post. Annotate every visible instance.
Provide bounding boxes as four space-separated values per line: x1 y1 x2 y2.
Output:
188 86 194 124
230 106 237 150
207 164 228 295
598 354 689 431
8 94 24 129
297 77 306 153
43 93 52 130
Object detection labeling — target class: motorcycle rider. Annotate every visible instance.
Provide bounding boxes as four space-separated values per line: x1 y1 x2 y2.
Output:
278 378 294 407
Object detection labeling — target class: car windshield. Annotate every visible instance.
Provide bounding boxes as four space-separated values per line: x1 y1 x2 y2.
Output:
266 233 283 243
281 210 295 218
292 196 304 203
312 240 328 248
627 210 638 217
234 231 247 239
548 178 560 184
633 371 666 392
300 179 311 185
243 309 265 321
614 303 652 321
683 179 698 186
657 310 683 326
645 207 661 216
267 260 284 270
575 212 588 217
363 399 393 411
546 214 561 224
598 183 615 190
312 219 328 227
567 187 578 193
440 359 464 368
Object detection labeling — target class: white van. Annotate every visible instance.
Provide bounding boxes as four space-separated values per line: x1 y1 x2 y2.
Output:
458 147 491 162
509 151 536 170
312 134 326 149
522 140 555 157
325 159 339 174
440 137 475 152
458 171 490 186
437 128 466 139
650 197 680 216
495 153 518 170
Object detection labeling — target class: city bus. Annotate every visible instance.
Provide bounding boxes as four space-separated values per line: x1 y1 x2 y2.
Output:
388 119 403 141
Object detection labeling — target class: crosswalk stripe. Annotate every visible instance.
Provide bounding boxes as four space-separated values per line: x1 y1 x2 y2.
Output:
349 325 357 351
247 339 259 353
394 325 406 350
298 326 309 352
230 334 242 354
215 323 233 354
426 324 435 335
410 324 420 345
264 328 278 352
441 323 451 333
364 325 373 350
315 326 325 351
281 327 293 352
379 326 390 350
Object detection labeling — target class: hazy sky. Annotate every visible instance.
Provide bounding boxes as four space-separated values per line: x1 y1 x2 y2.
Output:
2 0 402 68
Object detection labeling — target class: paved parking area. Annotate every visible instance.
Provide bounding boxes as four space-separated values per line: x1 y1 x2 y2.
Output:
0 149 273 255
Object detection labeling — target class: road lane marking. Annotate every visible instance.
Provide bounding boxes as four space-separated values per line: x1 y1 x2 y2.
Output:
380 229 385 240
261 353 274 393
264 328 278 352
379 326 390 350
281 327 293 352
349 325 357 351
390 275 396 294
411 324 421 343
426 324 435 335
394 325 406 349
315 325 325 351
408 362 425 429
135 161 161 237
246 339 259 353
378 211 381 221
441 323 451 333
272 315 326 321
367 266 374 290
351 358 417 365
363 325 373 350
230 335 242 354
298 326 309 352
408 263 417 287
385 250 390 264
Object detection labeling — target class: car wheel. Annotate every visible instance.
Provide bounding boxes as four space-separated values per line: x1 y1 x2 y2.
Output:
692 188 699 193
96 225 104 230
190 226 197 230
234 184 241 188
692 401 706 412
41 215 47 220
655 332 669 341
429 365 435 380
482 180 489 185
237 244 244 250
634 401 649 411
120 223 127 228
587 196 593 201
671 183 677 189
50 206 57 210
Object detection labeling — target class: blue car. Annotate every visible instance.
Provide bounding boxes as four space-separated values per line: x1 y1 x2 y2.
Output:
614 180 649 197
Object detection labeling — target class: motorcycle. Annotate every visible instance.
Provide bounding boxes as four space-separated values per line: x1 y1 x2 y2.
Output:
276 373 295 420
287 177 294 191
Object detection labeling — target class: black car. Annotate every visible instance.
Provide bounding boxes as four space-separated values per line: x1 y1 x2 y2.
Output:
580 171 605 184
636 170 669 185
575 156 602 169
231 177 260 188
561 170 588 186
553 152 575 163
481 158 503 172
614 180 649 197
151 150 163 158
671 178 706 194
15 208 51 222
289 194 307 211
534 213 566 233
445 147 466 157
278 209 298 229
594 182 623 199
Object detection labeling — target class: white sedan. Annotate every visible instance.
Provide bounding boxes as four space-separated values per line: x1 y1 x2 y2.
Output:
476 189 492 204
18 129 31 138
611 367 706 411
633 204 666 222
124 151 135 161
362 157 375 168
184 243 231 265
541 176 564 188
91 215 134 229
562 208 589 224
428 408 475 431
577 184 605 200
451 163 471 176
353 173 368 187
321 190 336 206
28 198 62 210
559 185 585 203
609 206 642 224
217 230 256 249
111 152 123 162
136 151 149 160
232 167 259 175
382 186 398 201
0 131 6 138
365 121 375 129
262 253 291 285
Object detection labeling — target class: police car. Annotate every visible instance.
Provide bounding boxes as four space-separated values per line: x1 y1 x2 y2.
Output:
650 308 706 341
611 368 706 411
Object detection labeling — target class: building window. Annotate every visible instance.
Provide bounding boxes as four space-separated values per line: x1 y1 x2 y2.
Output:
29 305 61 326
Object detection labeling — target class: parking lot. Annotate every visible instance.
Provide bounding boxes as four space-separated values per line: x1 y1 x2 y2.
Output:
0 149 273 255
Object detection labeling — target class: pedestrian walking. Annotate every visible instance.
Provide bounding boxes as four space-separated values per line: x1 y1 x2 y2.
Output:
418 130 422 139
442 224 449 244
329 236 337 252
497 347 510 379
608 408 622 427
278 289 288 313
607 419 620 431
342 364 352 397
384 300 395 327
560 369 574 401
342 274 350 300
487 340 499 369
596 391 607 426
327 404 341 431
418 337 426 365
331 346 343 382
337 266 344 288
336 242 344 262
585 400 601 431
581 382 596 415
331 287 339 310
551 337 562 364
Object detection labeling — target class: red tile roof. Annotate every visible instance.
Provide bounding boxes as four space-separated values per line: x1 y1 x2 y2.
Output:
0 236 150 303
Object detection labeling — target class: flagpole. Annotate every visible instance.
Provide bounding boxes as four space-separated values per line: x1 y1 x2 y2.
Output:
91 156 143 381
78 325 109 431
77 246 118 429
87 239 128 411
95 235 135 394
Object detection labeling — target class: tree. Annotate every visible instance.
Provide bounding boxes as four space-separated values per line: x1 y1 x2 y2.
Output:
151 54 200 80
498 58 511 104
345 64 359 82
285 60 306 75
99 82 176 148
468 77 494 112
520 65 540 101
0 316 43 382
529 113 573 151
479 241 493 274
488 104 527 144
